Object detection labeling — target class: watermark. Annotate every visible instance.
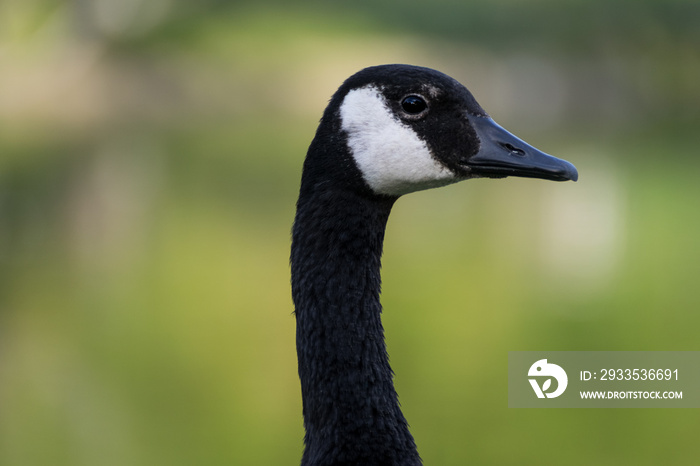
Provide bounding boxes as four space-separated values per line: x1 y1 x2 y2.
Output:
509 352 700 408
528 359 568 398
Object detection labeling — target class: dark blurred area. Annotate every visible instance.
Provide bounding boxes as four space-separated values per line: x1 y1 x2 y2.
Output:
1 1 699 465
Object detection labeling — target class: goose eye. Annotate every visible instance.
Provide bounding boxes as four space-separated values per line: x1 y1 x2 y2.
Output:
401 96 427 114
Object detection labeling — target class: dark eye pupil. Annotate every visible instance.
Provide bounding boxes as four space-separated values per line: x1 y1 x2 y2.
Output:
401 96 427 114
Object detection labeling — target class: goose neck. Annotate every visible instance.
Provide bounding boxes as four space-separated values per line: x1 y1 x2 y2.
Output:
291 188 420 465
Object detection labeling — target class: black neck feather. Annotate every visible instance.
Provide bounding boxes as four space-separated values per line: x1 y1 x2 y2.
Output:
291 179 421 465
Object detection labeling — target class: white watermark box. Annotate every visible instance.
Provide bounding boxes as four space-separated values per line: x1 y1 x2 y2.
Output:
508 352 700 408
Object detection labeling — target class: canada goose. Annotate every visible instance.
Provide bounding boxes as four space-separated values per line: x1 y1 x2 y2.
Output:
290 64 577 465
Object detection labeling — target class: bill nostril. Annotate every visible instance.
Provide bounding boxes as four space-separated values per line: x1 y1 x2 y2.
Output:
501 142 526 156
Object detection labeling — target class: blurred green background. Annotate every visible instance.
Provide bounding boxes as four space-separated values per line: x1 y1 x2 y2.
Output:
1 0 699 465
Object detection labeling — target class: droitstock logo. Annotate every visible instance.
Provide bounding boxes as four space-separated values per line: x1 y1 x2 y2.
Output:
528 359 568 399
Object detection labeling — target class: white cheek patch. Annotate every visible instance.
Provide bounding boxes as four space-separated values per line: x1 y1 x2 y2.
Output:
339 86 457 196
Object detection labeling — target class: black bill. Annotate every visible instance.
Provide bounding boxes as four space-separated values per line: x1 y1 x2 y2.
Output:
465 115 578 182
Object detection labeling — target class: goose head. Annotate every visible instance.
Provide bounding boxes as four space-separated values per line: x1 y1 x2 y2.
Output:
305 64 577 198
